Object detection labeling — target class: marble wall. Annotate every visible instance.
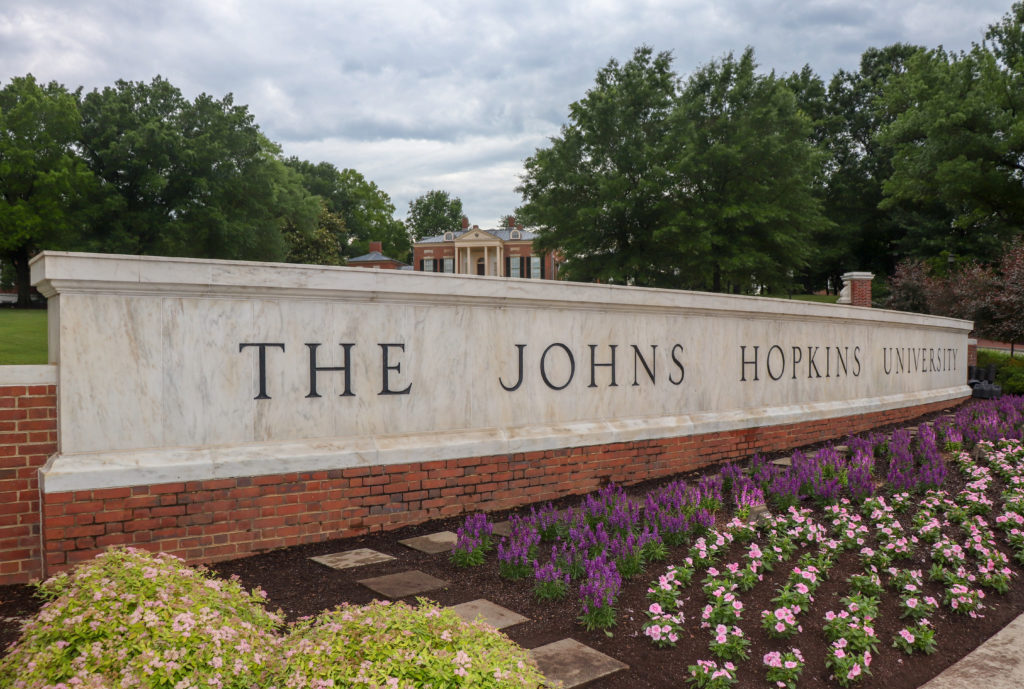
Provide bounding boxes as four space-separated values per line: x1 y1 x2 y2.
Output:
31 252 972 493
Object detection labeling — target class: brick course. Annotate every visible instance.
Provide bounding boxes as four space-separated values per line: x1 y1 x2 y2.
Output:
34 394 965 579
0 384 57 584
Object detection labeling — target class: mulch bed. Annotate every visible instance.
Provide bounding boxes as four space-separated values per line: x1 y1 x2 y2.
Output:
3 403 1021 688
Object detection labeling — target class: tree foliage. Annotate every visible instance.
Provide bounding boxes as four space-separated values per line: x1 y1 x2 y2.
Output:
888 240 1024 345
519 46 826 292
518 47 678 286
0 75 96 305
881 3 1024 264
669 48 827 293
78 77 317 262
283 202 346 266
285 158 410 262
406 189 464 241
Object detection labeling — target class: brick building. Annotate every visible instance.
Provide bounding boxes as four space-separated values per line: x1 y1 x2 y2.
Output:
412 217 559 279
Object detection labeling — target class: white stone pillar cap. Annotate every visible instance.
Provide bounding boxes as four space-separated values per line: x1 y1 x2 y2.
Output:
840 271 875 281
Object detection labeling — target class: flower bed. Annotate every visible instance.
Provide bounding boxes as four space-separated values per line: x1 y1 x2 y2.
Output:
451 396 1024 686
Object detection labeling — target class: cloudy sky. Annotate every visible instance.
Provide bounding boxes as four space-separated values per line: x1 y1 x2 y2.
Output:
0 1 1014 228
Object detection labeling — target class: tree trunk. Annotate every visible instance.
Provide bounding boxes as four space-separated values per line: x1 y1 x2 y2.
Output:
12 246 34 308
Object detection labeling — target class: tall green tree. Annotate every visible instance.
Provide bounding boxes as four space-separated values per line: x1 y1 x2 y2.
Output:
881 3 1024 262
821 44 926 282
406 190 463 240
285 158 410 261
284 202 346 266
518 46 680 285
520 46 826 292
0 75 96 306
667 48 828 293
79 76 314 261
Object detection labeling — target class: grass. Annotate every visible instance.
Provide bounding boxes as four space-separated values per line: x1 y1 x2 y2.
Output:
0 309 47 365
764 293 840 304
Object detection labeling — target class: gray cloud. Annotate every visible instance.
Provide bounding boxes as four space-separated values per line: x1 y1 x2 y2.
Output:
0 0 1011 227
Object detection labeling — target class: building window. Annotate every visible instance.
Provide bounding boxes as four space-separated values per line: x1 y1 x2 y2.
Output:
442 257 454 273
423 258 434 272
444 232 454 241
510 229 521 240
530 256 541 279
509 257 521 278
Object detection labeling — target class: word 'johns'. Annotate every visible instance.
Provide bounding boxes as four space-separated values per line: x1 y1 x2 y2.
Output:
499 343 685 391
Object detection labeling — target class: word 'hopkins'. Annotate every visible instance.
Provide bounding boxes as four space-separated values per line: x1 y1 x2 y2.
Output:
498 343 685 391
740 345 863 382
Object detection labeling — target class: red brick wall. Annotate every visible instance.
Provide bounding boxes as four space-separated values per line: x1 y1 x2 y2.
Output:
38 394 965 578
0 383 57 584
850 278 872 307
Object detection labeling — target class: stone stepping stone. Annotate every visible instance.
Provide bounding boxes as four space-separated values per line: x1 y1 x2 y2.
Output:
399 530 457 554
358 570 448 599
530 638 628 688
492 520 512 537
747 504 770 524
310 548 395 570
448 599 528 630
771 456 792 467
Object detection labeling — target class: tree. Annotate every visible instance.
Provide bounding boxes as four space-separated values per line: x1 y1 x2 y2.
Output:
820 44 926 284
284 202 346 266
666 48 829 293
519 46 826 292
880 4 1024 264
518 46 680 286
0 75 96 306
406 190 463 240
285 158 410 262
79 77 315 262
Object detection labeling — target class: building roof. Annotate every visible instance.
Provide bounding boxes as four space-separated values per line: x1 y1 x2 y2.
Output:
348 250 406 265
416 227 538 244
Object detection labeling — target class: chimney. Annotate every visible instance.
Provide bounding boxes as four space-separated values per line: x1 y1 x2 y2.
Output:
369 241 382 254
507 215 515 227
461 216 469 229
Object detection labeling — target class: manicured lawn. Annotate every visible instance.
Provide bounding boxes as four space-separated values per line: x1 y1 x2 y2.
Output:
765 293 840 304
0 309 47 364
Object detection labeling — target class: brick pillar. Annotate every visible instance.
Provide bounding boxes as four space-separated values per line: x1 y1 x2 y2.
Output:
968 338 978 369
838 272 874 307
0 371 57 584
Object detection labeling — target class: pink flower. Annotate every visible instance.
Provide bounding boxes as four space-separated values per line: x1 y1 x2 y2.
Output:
847 663 862 679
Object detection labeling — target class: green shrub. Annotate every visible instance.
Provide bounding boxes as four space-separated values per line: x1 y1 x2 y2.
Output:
0 547 283 689
280 598 546 688
997 365 1024 394
0 549 548 689
978 349 1024 394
